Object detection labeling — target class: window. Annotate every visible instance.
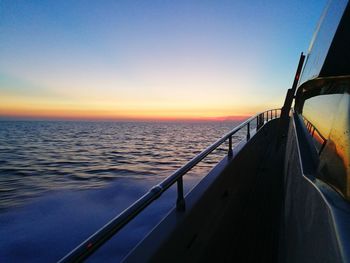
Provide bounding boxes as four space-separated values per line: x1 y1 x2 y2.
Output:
297 77 350 200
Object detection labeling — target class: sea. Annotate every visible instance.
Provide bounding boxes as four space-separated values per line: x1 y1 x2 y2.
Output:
0 120 246 262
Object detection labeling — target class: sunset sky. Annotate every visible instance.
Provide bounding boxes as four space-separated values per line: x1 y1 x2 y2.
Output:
0 0 326 120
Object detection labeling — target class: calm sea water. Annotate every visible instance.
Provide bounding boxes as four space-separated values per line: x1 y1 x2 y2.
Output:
0 120 245 210
0 120 246 262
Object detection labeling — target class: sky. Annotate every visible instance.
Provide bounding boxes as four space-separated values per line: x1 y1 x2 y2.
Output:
0 0 326 121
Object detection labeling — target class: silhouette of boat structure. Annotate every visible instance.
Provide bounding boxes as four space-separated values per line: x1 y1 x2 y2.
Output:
60 1 350 262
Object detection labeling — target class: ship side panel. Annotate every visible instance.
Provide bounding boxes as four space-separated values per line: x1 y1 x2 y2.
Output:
281 113 343 263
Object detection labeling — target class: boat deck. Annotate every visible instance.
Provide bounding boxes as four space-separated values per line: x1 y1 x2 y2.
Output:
125 119 286 262
198 124 285 262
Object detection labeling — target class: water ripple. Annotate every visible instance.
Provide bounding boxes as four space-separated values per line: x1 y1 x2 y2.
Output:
0 120 245 210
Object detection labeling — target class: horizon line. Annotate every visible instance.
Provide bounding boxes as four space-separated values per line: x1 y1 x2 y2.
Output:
0 114 251 122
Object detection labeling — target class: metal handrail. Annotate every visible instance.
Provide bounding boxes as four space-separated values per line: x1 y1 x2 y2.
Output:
59 108 281 263
302 116 327 155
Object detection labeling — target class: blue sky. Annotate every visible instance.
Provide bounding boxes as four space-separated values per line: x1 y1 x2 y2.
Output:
0 0 326 119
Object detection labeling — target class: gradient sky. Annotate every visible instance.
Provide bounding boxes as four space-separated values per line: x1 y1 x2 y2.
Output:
0 0 326 120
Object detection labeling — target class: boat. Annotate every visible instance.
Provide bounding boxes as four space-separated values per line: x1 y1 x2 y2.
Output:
59 0 350 262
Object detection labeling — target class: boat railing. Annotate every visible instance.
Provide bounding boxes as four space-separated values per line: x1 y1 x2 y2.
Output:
302 116 327 155
59 108 281 263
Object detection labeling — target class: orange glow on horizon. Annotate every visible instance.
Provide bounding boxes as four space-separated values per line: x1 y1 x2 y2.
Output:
0 94 267 121
0 81 279 121
0 107 251 121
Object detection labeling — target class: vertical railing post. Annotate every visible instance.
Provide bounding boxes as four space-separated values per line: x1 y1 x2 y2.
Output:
260 114 263 127
176 177 185 211
228 135 233 156
256 116 259 131
247 122 250 140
